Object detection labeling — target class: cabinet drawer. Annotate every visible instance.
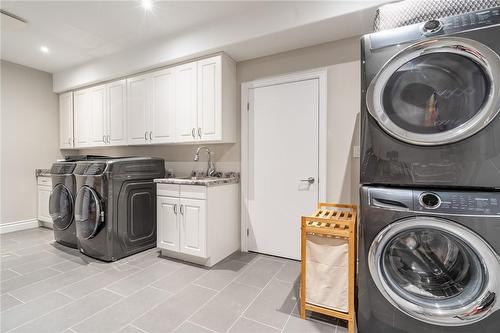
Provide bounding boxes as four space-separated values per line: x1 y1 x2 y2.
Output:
180 185 207 200
37 177 52 186
157 183 180 197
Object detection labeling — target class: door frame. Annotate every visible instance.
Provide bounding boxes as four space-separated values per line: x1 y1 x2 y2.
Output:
240 68 328 252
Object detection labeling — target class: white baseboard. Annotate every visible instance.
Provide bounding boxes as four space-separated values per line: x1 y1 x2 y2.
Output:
0 218 40 234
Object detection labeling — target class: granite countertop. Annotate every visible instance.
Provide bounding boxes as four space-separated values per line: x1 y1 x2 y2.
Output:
35 169 51 177
155 174 239 187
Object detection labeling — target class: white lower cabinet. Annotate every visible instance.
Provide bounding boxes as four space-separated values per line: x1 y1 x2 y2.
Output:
157 183 238 267
37 177 53 226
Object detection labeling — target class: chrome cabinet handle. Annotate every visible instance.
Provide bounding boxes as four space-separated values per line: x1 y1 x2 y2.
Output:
107 135 110 143
191 128 195 138
300 177 315 184
144 131 148 141
173 204 178 215
180 204 184 215
103 135 106 143
68 138 71 145
149 131 152 140
198 127 201 138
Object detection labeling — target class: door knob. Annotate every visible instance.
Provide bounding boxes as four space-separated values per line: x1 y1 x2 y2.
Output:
300 177 315 184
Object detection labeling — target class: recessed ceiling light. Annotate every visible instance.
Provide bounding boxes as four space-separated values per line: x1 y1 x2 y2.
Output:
40 45 49 54
141 0 153 11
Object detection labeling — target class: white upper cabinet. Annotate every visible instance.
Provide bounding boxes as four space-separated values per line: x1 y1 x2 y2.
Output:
197 56 222 141
74 88 92 147
127 74 150 145
59 92 73 149
88 85 106 147
151 68 176 144
69 53 235 148
174 62 198 142
106 79 127 146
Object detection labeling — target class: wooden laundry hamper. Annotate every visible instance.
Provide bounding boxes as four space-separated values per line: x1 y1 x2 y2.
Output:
300 203 357 333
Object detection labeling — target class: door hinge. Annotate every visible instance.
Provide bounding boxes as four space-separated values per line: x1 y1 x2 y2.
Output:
246 228 249 237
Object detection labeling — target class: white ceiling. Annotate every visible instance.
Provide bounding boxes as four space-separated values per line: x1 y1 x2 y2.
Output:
0 1 392 91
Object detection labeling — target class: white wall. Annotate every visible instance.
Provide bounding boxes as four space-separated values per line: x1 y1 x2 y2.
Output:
1 60 61 226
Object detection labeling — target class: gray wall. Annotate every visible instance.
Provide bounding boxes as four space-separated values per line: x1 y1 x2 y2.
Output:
1 60 61 225
78 36 362 204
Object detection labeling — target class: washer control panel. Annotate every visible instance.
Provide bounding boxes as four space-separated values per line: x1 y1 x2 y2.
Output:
414 190 500 215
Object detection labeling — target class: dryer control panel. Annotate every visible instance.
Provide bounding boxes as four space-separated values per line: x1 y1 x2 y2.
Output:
413 190 500 216
369 7 500 50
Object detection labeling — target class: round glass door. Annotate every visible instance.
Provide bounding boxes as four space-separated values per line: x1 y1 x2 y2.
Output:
367 37 500 145
369 216 500 326
75 186 103 239
49 184 73 230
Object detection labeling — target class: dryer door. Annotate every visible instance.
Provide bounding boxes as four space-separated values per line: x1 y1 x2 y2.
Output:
75 186 104 239
366 37 500 145
49 184 74 230
369 216 500 326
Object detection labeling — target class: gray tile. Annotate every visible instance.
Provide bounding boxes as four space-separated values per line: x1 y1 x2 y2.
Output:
1 267 60 293
235 258 284 288
9 289 122 333
275 261 301 283
59 265 140 299
228 251 259 264
1 292 73 331
229 318 280 333
72 287 171 333
12 243 55 256
190 282 260 332
283 315 335 333
174 321 214 333
244 279 297 329
133 284 217 333
107 261 182 296
10 265 101 302
118 325 147 333
10 254 68 275
194 260 247 291
0 294 22 312
1 251 55 270
124 249 165 268
0 268 21 282
51 259 88 273
151 264 207 293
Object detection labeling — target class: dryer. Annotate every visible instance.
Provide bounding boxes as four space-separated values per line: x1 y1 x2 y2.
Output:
358 186 500 333
360 7 500 189
73 157 165 261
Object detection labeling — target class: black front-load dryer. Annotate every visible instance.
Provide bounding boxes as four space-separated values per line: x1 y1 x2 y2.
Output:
49 162 78 248
74 157 165 261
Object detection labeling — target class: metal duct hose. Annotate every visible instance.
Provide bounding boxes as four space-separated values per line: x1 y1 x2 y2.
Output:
374 0 500 31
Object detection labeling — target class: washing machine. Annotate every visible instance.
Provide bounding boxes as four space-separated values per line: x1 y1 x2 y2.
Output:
358 185 500 333
360 7 500 189
73 157 165 261
49 162 78 248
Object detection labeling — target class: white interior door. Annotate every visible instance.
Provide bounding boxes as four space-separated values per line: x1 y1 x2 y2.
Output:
246 78 321 260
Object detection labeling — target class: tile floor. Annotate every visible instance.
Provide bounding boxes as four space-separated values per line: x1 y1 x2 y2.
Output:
1 227 346 333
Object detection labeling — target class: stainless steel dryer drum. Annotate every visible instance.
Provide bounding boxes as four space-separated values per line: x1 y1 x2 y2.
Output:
360 7 500 189
358 186 500 333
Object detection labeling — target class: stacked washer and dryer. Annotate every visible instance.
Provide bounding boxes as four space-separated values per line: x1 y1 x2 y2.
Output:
358 3 500 333
49 156 165 261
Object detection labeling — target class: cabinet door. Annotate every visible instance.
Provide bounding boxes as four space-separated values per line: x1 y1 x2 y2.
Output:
157 196 180 252
197 56 222 141
174 62 198 142
59 92 74 149
38 185 52 223
151 69 175 144
107 80 127 146
89 85 107 146
73 89 91 147
127 75 150 145
179 198 206 257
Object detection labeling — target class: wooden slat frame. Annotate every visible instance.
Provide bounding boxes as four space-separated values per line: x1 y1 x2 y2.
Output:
300 203 357 333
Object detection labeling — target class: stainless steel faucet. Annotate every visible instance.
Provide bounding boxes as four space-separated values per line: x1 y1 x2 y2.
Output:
194 146 216 177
